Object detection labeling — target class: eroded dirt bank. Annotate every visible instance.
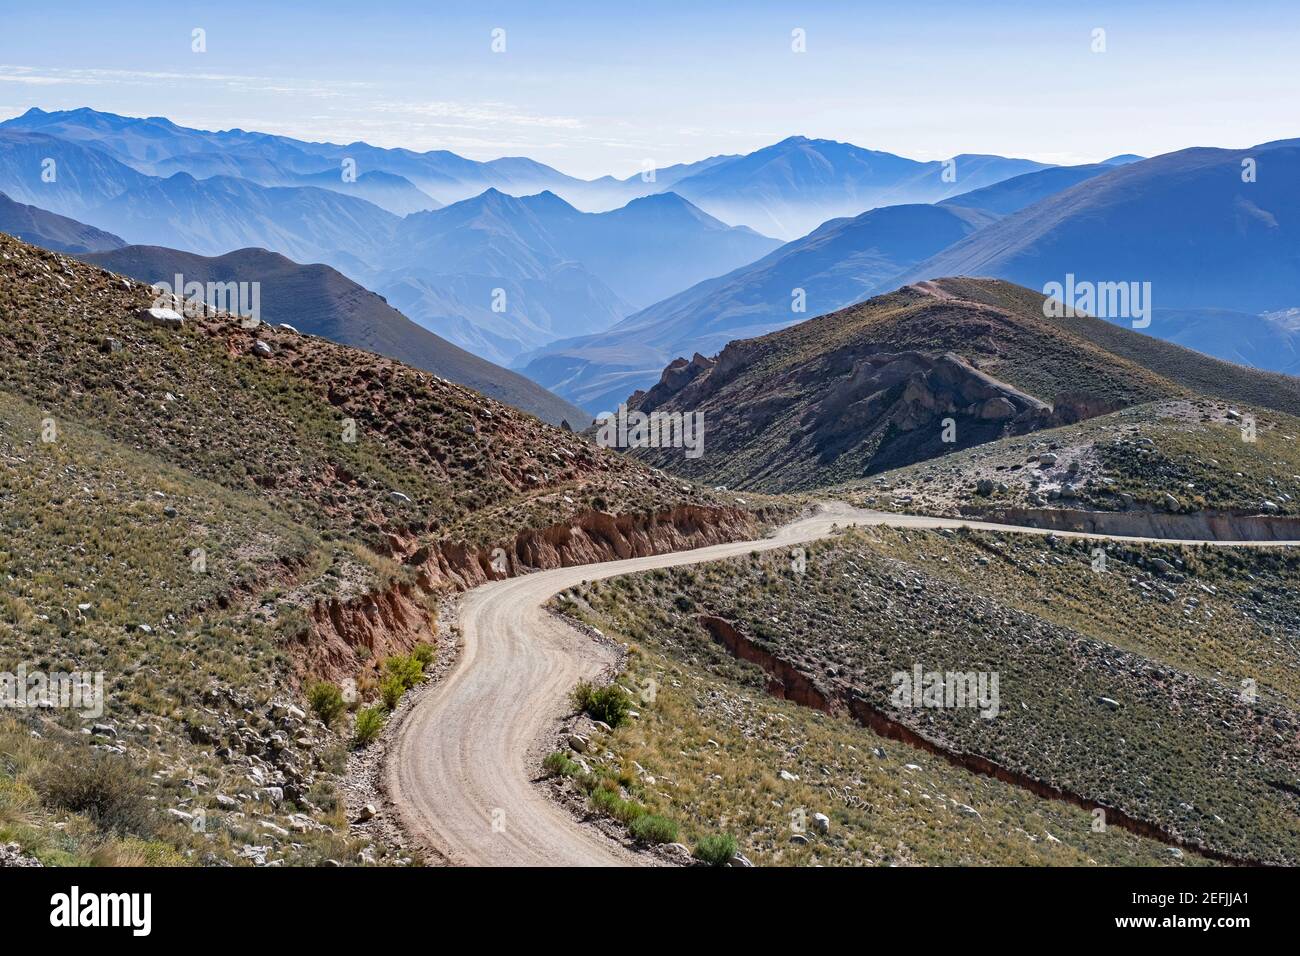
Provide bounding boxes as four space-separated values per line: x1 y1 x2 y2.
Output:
961 505 1300 542
301 505 762 682
698 613 1258 865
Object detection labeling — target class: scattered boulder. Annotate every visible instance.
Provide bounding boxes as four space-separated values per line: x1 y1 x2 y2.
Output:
134 306 183 329
979 396 1017 420
0 842 41 867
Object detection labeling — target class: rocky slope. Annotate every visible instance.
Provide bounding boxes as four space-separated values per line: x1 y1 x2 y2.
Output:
621 278 1300 492
0 231 774 866
78 243 588 426
839 398 1300 532
561 525 1300 864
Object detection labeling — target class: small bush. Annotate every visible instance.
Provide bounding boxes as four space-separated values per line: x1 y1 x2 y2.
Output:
630 814 679 845
543 751 580 777
411 642 437 668
33 752 154 837
307 681 346 727
383 653 425 690
571 681 632 727
589 787 646 825
380 674 406 711
693 833 738 867
353 705 387 747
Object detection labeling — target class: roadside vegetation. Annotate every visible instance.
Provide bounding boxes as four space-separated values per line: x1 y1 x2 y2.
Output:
0 232 761 866
549 524 1300 865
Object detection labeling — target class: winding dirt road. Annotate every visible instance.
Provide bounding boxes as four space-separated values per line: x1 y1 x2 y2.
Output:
385 502 1300 867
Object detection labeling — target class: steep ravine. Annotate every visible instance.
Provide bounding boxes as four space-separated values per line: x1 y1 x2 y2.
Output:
697 614 1259 866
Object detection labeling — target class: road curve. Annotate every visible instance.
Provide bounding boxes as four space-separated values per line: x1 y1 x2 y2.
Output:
385 502 1300 867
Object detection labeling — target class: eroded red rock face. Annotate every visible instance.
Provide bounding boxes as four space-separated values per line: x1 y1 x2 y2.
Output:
301 505 760 682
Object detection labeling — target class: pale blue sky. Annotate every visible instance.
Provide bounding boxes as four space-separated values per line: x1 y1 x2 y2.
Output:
2 0 1295 178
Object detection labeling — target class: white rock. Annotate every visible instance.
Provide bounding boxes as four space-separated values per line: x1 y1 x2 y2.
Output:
135 306 184 329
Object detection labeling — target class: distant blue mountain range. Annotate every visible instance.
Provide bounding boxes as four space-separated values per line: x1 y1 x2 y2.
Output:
0 106 1058 362
5 106 1295 411
522 142 1300 411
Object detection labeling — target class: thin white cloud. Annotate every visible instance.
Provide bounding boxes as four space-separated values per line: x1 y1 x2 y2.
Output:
0 64 371 98
371 100 583 130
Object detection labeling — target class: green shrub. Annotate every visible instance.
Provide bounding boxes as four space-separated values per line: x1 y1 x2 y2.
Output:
570 680 632 727
411 642 437 668
380 674 406 711
307 681 346 727
33 752 155 837
589 787 646 825
630 814 679 845
352 705 387 747
383 653 425 690
542 751 580 777
693 833 738 866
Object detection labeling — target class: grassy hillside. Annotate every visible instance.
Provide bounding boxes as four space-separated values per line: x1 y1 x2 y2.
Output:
544 609 1194 867
942 278 1300 413
838 398 1300 519
623 278 1300 492
557 526 1300 864
0 388 366 865
79 243 589 426
0 232 745 865
0 233 731 549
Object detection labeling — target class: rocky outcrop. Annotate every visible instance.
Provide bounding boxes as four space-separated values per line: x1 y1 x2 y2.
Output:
819 351 1051 432
636 352 717 412
1049 391 1126 426
299 581 434 683
0 842 41 867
